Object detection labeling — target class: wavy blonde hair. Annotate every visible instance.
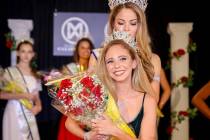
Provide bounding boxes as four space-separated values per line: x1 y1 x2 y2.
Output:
96 40 155 100
108 2 154 82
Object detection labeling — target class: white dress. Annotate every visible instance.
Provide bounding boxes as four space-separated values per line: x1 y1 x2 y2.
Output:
3 75 40 140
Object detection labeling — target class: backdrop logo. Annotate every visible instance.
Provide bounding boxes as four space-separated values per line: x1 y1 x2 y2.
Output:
61 17 89 45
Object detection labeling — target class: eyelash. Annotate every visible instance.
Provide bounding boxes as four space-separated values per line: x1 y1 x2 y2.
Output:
117 22 137 26
106 60 113 64
120 57 127 61
106 57 127 63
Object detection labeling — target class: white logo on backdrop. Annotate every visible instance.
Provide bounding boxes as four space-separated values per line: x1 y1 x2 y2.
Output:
61 17 89 45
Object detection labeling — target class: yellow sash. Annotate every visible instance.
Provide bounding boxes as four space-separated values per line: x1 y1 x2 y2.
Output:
105 93 136 139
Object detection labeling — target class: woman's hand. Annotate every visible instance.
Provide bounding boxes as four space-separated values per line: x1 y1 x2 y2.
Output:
30 105 41 115
30 93 42 115
91 114 118 136
23 93 36 101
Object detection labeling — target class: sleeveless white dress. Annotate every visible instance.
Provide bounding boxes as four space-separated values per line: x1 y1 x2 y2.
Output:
3 75 40 140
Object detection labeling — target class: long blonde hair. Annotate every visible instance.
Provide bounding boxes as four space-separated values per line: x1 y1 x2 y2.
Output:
108 2 154 82
96 40 155 100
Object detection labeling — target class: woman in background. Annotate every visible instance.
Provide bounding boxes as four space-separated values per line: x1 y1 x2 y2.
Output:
1 40 42 140
192 81 210 119
57 37 94 140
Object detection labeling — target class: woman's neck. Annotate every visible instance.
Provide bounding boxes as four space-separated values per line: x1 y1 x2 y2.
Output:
17 62 31 74
115 80 133 97
78 58 89 69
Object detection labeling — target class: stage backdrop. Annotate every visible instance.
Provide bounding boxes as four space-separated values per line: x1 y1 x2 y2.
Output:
53 12 108 56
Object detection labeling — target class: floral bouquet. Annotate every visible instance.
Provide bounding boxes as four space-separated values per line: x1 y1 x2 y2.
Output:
46 73 136 139
0 68 33 109
47 73 108 126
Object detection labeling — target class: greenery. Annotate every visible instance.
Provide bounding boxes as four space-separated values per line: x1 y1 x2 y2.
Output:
5 32 16 51
167 108 197 136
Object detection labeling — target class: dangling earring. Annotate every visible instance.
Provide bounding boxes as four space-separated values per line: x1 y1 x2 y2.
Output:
136 48 140 54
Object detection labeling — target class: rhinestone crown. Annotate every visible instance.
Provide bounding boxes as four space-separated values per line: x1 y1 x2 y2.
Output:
108 0 148 11
104 30 137 49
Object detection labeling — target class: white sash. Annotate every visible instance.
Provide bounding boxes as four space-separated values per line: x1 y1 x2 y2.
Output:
5 66 39 140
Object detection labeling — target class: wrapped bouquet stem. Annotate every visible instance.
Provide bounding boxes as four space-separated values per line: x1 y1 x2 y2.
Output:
46 73 136 139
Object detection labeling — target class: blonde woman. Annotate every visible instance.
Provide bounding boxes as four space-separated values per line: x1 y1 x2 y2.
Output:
89 1 161 102
92 36 157 139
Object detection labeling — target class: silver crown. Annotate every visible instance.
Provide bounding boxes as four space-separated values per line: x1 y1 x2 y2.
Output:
104 30 137 49
108 0 148 11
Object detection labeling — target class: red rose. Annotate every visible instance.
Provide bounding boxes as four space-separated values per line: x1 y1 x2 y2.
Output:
6 40 13 49
177 49 186 56
64 96 73 105
80 76 94 89
79 88 90 103
180 76 188 83
71 107 83 116
57 89 62 97
167 126 174 135
59 92 68 100
88 102 96 110
179 111 189 116
81 88 90 97
91 85 102 98
60 79 72 89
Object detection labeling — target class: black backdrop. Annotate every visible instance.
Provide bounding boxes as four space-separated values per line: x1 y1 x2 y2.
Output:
0 0 210 140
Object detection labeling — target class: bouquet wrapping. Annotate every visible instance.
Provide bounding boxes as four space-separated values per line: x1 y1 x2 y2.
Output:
0 68 32 109
46 73 136 139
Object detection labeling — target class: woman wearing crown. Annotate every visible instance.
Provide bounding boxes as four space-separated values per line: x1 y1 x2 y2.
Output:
89 0 161 103
91 30 157 140
64 0 160 139
63 31 157 140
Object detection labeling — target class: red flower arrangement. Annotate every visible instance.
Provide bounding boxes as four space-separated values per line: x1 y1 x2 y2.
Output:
47 73 108 126
167 108 197 136
5 32 16 50
172 48 186 60
171 69 194 88
165 38 197 70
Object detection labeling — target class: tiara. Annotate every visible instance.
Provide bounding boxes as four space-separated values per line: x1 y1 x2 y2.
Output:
104 30 137 49
108 0 148 11
16 38 34 46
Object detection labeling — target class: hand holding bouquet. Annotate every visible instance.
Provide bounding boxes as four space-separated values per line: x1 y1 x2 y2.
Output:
0 68 33 109
46 73 136 139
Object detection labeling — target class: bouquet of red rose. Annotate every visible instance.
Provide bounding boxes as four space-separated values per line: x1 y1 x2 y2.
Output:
46 73 108 126
46 73 136 139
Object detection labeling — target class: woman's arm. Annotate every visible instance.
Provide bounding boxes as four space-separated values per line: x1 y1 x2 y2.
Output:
30 92 42 115
158 68 171 110
140 94 157 140
87 53 97 74
60 65 73 75
192 81 210 119
0 91 35 100
65 116 97 139
65 116 85 138
151 53 161 102
91 114 138 140
91 95 157 140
